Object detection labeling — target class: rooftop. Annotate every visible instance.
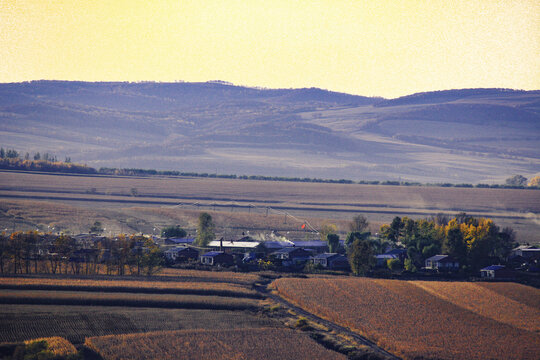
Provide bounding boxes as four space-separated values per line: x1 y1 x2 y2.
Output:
481 265 506 271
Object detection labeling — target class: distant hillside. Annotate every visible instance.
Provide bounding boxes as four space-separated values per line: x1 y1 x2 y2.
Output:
0 81 538 184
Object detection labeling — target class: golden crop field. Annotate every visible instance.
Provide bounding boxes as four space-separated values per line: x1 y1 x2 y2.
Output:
272 277 540 360
24 337 77 357
411 281 540 332
0 276 259 297
0 289 261 311
158 268 261 284
475 282 540 309
86 327 347 360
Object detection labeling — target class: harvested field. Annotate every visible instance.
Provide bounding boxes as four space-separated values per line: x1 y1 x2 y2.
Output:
475 281 540 309
411 280 540 332
85 327 347 360
1 170 539 241
0 289 261 310
2 171 539 213
0 277 260 298
158 268 261 284
0 304 278 344
272 277 540 360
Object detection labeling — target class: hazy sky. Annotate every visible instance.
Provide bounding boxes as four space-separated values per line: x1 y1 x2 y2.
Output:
1 0 539 98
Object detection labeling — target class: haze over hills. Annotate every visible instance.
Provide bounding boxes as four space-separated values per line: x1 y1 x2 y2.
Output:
0 81 539 184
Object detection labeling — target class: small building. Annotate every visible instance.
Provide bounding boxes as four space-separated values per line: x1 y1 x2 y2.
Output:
271 247 311 261
384 248 408 261
480 265 513 279
208 239 260 252
292 241 329 254
165 237 195 246
425 255 459 271
509 245 540 260
271 247 311 267
256 241 290 254
164 247 199 262
312 253 349 269
200 251 234 266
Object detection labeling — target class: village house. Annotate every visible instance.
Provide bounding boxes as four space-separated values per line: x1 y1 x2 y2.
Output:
509 245 540 259
164 247 199 263
164 237 195 246
271 247 311 267
480 265 513 279
424 255 459 271
208 238 259 252
291 240 329 254
200 251 234 266
311 253 349 269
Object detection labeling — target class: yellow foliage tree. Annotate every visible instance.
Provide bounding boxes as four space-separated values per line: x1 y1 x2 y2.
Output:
528 176 540 187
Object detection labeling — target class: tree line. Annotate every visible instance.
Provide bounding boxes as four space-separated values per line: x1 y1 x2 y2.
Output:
0 232 162 276
2 146 538 189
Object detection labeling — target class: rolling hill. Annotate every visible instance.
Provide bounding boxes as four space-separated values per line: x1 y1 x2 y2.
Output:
0 81 538 183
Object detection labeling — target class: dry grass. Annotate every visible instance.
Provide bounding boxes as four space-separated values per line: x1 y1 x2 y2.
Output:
272 277 540 360
0 276 259 297
0 289 261 310
411 281 540 332
85 327 347 360
25 337 77 356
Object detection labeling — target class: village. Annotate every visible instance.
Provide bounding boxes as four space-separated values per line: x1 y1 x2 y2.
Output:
2 220 539 282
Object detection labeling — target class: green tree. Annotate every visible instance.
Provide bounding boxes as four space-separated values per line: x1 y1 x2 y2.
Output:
196 212 215 246
345 231 370 247
326 233 340 253
161 225 187 239
349 214 368 233
380 216 403 242
0 147 4 158
505 174 527 186
348 239 375 276
404 258 417 272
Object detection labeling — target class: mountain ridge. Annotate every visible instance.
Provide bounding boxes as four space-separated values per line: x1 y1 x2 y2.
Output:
0 81 538 184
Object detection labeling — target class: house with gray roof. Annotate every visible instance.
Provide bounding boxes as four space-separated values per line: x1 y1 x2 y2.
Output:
311 253 349 270
425 255 459 271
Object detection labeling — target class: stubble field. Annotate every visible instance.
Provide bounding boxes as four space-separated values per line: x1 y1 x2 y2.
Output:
272 277 540 360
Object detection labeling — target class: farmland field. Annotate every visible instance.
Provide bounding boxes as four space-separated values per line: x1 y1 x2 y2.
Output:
1 170 539 241
0 276 261 297
0 289 261 310
86 328 347 360
0 304 278 344
272 277 540 360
